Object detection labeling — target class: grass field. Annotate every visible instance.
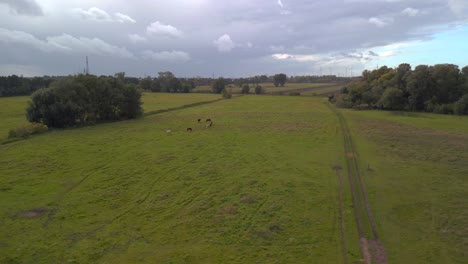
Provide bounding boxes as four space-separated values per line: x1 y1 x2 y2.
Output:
192 83 336 93
0 93 221 140
0 96 30 140
341 109 468 263
0 95 359 263
301 85 344 96
1 93 467 263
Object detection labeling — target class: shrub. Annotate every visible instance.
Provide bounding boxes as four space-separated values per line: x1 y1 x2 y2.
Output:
255 85 264 94
222 88 232 99
454 94 468 115
8 123 48 139
289 92 301 96
241 84 250 94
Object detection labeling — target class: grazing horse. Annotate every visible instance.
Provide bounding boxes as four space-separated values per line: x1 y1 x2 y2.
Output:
206 118 212 122
206 121 213 128
166 129 172 135
187 128 193 132
197 118 201 123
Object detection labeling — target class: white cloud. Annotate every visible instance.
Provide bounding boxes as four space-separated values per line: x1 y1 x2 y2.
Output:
114 12 136 23
213 34 235 52
368 17 393 27
146 21 183 38
272 53 321 62
402 7 420 17
128 34 146 43
0 28 134 59
74 8 135 23
141 50 190 62
280 10 292 15
74 7 112 22
277 0 284 8
448 0 468 16
247 41 253 48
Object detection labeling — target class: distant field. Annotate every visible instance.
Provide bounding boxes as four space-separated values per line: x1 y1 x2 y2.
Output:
141 92 220 113
301 85 344 96
342 109 468 263
0 93 221 140
193 83 336 93
0 96 29 140
0 95 355 263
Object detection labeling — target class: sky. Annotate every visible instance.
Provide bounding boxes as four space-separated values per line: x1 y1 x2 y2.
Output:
0 0 467 77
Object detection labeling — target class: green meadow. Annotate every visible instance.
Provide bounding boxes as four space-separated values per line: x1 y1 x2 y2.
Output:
192 83 335 93
0 93 466 263
0 95 357 263
342 109 468 263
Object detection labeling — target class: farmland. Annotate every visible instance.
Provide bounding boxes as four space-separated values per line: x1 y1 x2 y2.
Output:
0 93 467 263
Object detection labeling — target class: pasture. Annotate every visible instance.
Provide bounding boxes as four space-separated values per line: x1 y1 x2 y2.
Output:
0 93 466 263
0 95 357 263
192 83 337 94
342 109 468 263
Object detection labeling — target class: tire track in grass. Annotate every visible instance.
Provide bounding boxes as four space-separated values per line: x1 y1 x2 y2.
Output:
328 103 388 264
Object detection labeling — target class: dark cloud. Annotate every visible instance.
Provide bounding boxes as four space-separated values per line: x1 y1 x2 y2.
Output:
0 0 467 76
0 0 42 16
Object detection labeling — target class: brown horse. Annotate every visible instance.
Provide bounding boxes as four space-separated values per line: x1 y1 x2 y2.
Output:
187 128 193 132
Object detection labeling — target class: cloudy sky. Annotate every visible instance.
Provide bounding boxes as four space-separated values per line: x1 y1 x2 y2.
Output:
0 0 467 77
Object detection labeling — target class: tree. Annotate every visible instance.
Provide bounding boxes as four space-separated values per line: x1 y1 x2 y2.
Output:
406 65 433 111
254 85 264 94
431 64 461 104
151 78 161 92
273 73 287 87
454 94 468 115
241 84 250 94
26 74 142 128
212 77 225 93
158 71 176 92
140 77 152 91
222 88 232 99
114 72 126 82
377 87 405 110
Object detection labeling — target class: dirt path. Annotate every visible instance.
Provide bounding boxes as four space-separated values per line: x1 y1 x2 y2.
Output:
329 104 388 264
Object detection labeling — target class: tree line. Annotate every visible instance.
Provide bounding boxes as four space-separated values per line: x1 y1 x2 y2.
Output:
2 71 346 97
331 63 468 115
27 74 142 128
0 75 56 97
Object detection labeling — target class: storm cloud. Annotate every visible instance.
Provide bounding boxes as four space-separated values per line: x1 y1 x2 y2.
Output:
0 0 467 77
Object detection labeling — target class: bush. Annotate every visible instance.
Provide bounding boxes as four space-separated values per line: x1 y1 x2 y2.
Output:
289 92 301 96
433 104 454 114
255 85 264 94
454 94 468 115
8 123 48 139
241 84 250 94
222 88 232 99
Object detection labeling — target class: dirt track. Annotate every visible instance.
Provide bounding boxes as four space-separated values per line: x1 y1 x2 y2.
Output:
329 104 388 264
